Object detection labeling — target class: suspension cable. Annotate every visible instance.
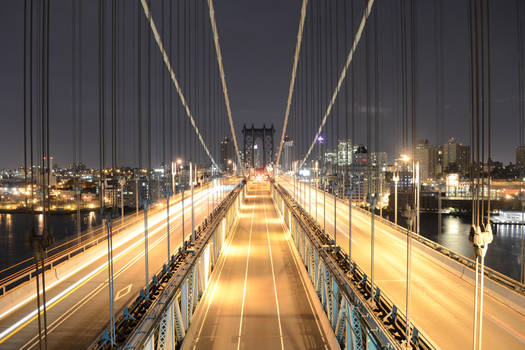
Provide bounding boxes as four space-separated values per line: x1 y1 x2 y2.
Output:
275 0 308 168
299 0 375 169
140 0 219 170
206 0 243 174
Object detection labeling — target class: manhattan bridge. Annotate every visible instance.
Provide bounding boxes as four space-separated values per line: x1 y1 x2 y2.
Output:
0 1 524 350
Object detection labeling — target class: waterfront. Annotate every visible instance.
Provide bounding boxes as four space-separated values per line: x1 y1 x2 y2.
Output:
0 210 523 282
389 211 524 282
0 211 102 273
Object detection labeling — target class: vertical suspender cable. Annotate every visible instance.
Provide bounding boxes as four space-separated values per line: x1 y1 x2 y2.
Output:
140 0 219 169
207 0 244 173
299 0 375 169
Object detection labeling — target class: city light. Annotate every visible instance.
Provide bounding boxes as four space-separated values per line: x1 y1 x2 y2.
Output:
298 168 311 177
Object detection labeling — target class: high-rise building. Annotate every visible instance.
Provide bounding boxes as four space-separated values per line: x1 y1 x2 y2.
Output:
282 136 294 172
353 145 368 166
220 136 235 172
516 146 525 169
415 139 430 180
442 137 470 176
429 145 443 179
337 139 353 167
370 152 387 170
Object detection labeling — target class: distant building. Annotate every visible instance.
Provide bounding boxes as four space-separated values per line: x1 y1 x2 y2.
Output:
442 137 470 176
370 152 387 170
429 145 443 179
337 139 353 167
220 136 235 172
415 139 431 180
516 146 525 170
353 145 368 166
282 136 294 172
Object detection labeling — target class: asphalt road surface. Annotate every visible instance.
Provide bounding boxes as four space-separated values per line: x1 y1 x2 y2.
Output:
183 181 329 350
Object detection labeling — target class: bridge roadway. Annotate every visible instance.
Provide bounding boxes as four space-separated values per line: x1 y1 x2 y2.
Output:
0 179 238 349
279 176 525 350
182 181 330 350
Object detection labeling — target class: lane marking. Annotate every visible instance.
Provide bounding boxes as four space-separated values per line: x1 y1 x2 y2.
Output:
115 284 132 302
485 309 525 344
237 185 256 350
0 193 213 344
262 190 284 350
12 223 172 348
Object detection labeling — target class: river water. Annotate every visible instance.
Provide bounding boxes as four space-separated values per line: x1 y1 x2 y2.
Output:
388 211 523 282
0 210 523 282
0 212 102 274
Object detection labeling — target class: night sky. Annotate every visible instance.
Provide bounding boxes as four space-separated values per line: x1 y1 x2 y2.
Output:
0 0 524 169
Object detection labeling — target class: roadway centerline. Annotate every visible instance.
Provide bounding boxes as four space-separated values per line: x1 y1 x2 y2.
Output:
262 187 284 350
236 186 256 350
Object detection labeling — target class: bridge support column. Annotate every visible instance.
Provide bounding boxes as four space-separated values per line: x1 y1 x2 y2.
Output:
157 301 175 350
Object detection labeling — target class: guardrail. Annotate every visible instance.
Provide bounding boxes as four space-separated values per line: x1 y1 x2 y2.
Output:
273 182 437 350
351 202 525 297
88 181 244 350
282 179 525 297
0 184 217 297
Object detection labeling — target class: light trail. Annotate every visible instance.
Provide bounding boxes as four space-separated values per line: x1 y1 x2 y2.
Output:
0 189 212 343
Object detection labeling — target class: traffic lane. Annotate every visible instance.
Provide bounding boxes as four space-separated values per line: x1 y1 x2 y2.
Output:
0 186 213 324
192 182 327 350
188 184 257 350
1 190 215 349
239 189 282 350
281 180 525 349
262 190 328 350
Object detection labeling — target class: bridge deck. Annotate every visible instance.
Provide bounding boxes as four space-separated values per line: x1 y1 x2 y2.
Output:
183 182 330 350
282 177 525 350
0 181 237 350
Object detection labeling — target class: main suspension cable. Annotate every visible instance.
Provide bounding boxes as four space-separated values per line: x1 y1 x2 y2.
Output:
206 0 243 174
140 0 219 169
275 0 308 168
299 0 375 169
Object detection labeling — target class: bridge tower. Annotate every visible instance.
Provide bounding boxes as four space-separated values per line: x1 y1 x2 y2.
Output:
242 124 275 170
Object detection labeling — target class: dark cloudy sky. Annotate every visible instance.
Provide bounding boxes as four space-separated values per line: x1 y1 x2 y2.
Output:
0 0 524 169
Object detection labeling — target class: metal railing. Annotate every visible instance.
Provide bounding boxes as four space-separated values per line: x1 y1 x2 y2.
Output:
351 204 525 296
0 185 213 296
281 179 525 297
